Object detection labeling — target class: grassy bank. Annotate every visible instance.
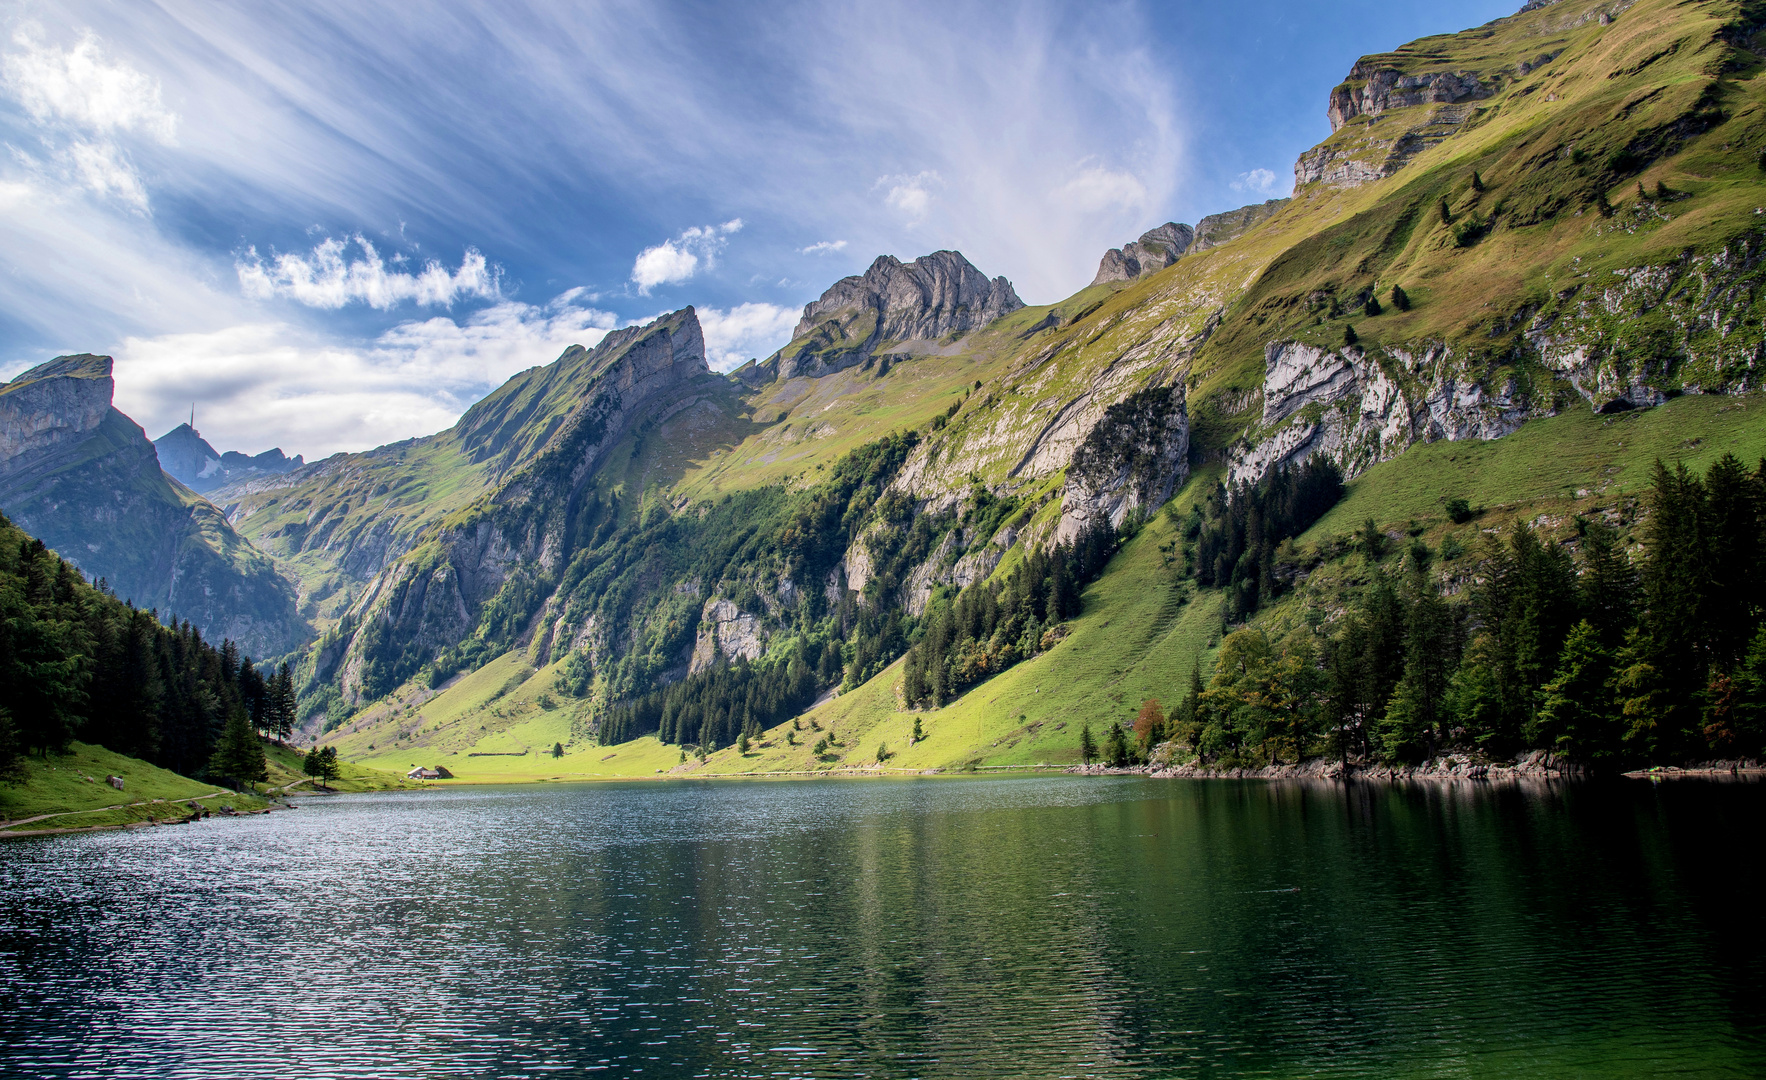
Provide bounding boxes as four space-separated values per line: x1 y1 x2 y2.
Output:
0 742 269 834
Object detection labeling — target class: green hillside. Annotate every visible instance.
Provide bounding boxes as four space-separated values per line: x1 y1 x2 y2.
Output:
0 743 268 834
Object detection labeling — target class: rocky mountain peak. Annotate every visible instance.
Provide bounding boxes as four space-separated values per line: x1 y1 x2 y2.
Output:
453 305 709 471
794 251 1022 342
154 424 304 494
1091 223 1195 286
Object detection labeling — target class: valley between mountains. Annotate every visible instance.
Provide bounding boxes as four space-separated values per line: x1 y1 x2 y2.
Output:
7 0 1766 792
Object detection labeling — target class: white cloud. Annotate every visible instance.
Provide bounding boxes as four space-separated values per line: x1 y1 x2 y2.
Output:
799 240 847 255
1231 168 1286 197
2 30 177 141
236 235 502 310
66 139 149 211
878 171 940 222
112 292 621 457
630 218 743 294
698 302 798 371
630 240 700 294
1056 164 1148 214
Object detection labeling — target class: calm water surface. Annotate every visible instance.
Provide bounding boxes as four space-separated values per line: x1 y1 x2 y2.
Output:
1 776 1762 1078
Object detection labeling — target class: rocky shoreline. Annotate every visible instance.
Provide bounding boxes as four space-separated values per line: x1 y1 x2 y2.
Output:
1071 751 1766 783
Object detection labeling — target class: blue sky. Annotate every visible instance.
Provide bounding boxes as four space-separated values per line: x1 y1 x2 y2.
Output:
0 0 1514 457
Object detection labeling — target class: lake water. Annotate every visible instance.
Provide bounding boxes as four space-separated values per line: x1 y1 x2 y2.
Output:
2 776 1763 1078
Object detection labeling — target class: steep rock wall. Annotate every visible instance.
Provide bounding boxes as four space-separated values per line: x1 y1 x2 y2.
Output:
328 310 713 699
1058 384 1190 539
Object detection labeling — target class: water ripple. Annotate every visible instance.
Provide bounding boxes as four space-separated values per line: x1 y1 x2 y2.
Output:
1 777 1763 1077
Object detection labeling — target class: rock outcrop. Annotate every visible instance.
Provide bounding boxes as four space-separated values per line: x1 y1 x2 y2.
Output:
0 354 112 463
1091 222 1194 285
1325 60 1491 132
0 355 308 656
154 424 303 493
1059 384 1189 539
776 252 1022 378
1226 341 1551 485
689 598 765 674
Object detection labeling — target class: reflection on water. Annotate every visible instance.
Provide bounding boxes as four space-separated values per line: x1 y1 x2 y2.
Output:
1 776 1763 1077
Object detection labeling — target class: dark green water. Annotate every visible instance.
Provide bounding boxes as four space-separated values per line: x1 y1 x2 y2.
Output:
1 776 1762 1077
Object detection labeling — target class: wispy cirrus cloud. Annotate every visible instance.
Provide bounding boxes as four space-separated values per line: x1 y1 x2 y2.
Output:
2 29 178 212
799 239 846 255
236 236 501 310
631 219 744 294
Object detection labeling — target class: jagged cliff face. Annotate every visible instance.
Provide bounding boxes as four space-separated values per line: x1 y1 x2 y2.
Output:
1092 222 1194 285
318 309 717 700
1226 341 1554 485
1325 61 1491 133
775 251 1022 378
0 355 308 656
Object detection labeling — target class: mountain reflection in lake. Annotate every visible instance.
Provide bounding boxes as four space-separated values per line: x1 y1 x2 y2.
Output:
2 776 1763 1078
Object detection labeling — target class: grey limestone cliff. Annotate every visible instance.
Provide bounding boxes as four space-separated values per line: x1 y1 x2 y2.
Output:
774 252 1022 378
1226 341 1550 486
1058 384 1190 539
1091 222 1194 286
1325 59 1491 133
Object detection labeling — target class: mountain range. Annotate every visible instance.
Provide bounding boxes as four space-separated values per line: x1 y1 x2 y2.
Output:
5 0 1765 774
153 424 303 494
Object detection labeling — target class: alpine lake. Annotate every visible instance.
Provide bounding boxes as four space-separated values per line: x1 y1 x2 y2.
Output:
2 774 1762 1078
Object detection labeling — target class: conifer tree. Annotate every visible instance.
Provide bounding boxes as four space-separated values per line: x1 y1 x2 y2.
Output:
1079 722 1098 765
1533 621 1621 764
1104 722 1131 767
209 708 267 790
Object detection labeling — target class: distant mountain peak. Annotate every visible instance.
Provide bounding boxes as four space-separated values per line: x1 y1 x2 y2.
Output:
154 422 303 494
771 251 1022 379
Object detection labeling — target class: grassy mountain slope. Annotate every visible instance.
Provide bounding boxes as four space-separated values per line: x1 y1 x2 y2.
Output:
252 0 1766 774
